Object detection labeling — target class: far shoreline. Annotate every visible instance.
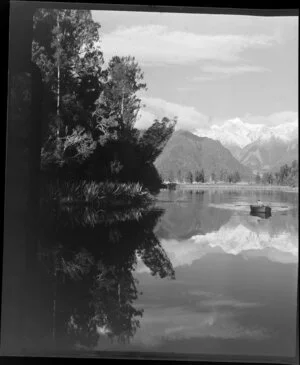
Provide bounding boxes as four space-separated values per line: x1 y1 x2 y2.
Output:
169 183 299 194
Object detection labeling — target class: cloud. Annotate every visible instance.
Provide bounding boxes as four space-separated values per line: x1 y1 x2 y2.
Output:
118 305 270 349
192 64 270 81
243 111 298 126
191 75 221 82
101 25 277 66
135 95 298 135
135 109 157 129
201 299 261 309
136 96 209 131
177 87 199 92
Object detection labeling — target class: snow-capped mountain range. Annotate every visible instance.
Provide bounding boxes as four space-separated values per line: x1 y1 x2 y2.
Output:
194 118 298 149
194 118 298 172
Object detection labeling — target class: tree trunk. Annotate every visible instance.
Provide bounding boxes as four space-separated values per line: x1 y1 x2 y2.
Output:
121 87 124 119
57 63 60 117
52 269 57 343
118 283 121 307
120 86 125 135
56 13 61 137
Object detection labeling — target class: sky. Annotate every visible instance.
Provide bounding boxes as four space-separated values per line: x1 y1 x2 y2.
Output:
91 10 298 131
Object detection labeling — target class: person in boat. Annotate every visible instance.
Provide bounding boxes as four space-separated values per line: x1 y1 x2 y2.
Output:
256 199 264 207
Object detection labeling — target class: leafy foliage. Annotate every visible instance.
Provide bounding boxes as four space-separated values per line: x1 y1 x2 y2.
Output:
38 245 94 280
138 117 177 164
228 171 241 183
33 9 103 138
253 161 298 187
94 56 146 140
186 171 193 183
33 9 175 195
261 172 274 185
42 180 153 206
272 160 298 186
195 169 205 183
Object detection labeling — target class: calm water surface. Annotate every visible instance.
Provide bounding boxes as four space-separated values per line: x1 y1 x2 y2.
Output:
2 189 298 359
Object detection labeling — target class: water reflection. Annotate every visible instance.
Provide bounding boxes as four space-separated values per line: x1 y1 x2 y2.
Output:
250 211 271 219
153 214 298 269
129 190 297 357
154 190 232 239
3 189 298 357
33 203 175 351
152 190 298 267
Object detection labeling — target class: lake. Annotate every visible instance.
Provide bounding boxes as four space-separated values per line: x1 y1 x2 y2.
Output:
1 189 298 361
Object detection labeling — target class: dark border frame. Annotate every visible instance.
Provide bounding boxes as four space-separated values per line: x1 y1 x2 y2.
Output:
8 0 300 15
2 1 299 365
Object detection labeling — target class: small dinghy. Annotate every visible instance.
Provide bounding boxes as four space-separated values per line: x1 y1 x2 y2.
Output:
250 205 271 217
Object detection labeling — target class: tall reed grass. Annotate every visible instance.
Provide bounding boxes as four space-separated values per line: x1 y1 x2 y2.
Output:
41 180 153 207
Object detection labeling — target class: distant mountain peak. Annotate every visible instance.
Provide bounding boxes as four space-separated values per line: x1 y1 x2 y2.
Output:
177 129 204 138
193 118 298 172
155 129 253 181
194 118 298 149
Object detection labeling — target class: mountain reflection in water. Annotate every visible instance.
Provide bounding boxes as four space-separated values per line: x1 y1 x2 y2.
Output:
2 189 298 359
153 214 298 268
128 190 297 357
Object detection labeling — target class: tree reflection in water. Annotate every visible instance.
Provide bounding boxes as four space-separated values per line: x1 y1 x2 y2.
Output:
37 202 175 350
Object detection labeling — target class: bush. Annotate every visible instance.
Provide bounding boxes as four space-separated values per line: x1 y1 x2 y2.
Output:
41 180 153 207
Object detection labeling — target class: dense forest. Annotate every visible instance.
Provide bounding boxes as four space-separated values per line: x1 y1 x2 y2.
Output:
255 160 298 187
166 168 241 184
32 9 176 200
167 160 298 186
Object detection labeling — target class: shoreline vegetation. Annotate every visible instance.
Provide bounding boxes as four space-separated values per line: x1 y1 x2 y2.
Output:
163 182 299 193
41 181 154 208
41 180 298 209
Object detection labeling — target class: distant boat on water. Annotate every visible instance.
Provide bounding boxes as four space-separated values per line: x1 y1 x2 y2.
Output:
250 204 272 218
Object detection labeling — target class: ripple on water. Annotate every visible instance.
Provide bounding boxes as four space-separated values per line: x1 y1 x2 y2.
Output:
209 203 294 213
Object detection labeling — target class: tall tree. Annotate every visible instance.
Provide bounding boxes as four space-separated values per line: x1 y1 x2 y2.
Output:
255 173 261 184
200 169 205 183
274 161 298 186
186 171 193 183
233 171 241 183
32 8 104 157
94 56 146 142
219 169 228 182
138 117 176 164
210 172 215 182
195 170 201 183
228 171 241 183
262 172 273 185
